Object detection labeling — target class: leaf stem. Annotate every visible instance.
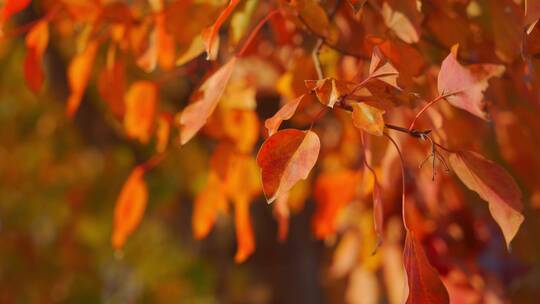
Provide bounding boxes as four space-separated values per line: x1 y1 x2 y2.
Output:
408 94 446 131
383 132 409 231
237 9 281 57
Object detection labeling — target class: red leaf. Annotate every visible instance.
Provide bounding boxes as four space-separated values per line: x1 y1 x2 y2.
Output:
265 94 305 136
24 20 49 93
66 41 98 117
179 57 237 144
98 56 126 119
449 151 524 247
257 129 320 203
438 44 505 120
112 166 148 250
1 0 31 23
404 231 450 304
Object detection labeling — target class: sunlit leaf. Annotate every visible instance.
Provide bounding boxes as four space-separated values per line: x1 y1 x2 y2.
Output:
265 94 305 136
66 40 98 117
192 172 228 240
257 129 320 204
351 103 385 136
312 170 359 239
382 2 419 44
438 44 505 120
112 166 148 250
179 57 237 144
124 81 158 144
203 0 240 60
449 150 524 247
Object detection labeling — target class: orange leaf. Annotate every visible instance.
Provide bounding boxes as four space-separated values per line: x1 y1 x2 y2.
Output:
156 113 172 153
98 57 126 119
112 166 148 250
369 46 400 89
312 170 360 239
438 44 505 120
66 41 98 117
265 94 305 136
299 2 330 37
222 109 260 153
1 0 31 23
381 2 419 44
305 78 352 108
203 0 240 60
449 151 524 247
351 103 385 136
24 20 49 93
192 172 227 240
257 129 320 203
124 81 158 144
404 231 449 304
234 196 255 263
179 57 237 144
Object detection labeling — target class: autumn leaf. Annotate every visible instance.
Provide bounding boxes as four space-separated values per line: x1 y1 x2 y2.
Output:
449 150 524 247
305 78 352 108
351 102 385 136
234 196 255 263
382 2 419 44
176 34 205 66
1 0 31 23
179 57 237 145
257 129 320 204
66 40 98 118
404 231 450 304
124 81 157 144
98 56 126 119
265 94 305 136
312 170 360 239
438 44 505 120
156 113 172 153
112 166 148 250
24 20 49 93
202 0 240 60
192 172 228 240
299 1 330 37
222 109 259 153
368 46 400 89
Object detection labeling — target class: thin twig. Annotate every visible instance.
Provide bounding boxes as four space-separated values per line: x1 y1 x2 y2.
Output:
383 132 409 231
312 38 324 79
